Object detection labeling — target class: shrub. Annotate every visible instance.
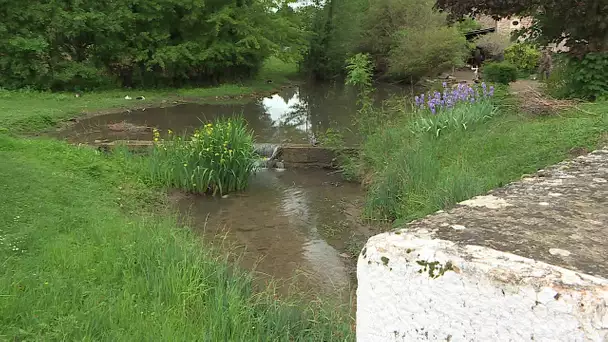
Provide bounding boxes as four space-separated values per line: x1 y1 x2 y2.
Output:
545 52 608 100
569 52 608 100
504 43 541 73
411 82 498 136
149 117 257 195
545 56 575 99
483 61 517 84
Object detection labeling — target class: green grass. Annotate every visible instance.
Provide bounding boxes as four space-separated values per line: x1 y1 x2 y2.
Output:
360 102 608 224
0 135 353 340
0 57 298 132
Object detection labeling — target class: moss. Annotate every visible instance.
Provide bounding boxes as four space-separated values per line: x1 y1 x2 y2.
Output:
416 260 454 279
381 256 390 266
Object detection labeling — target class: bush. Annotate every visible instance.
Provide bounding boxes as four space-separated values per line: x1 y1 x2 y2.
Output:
411 83 498 136
483 61 518 84
569 53 608 100
546 53 608 100
504 43 541 73
545 56 575 99
149 118 257 195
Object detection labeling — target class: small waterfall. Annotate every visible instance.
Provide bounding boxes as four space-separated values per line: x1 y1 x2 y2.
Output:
254 143 281 158
253 143 284 169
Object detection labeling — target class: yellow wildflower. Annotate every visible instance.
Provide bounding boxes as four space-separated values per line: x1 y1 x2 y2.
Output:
183 163 188 167
168 129 173 135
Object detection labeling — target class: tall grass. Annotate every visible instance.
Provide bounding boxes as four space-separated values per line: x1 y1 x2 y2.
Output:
149 117 257 195
359 103 607 223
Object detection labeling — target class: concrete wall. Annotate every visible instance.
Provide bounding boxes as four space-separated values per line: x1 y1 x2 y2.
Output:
357 148 608 341
357 232 608 341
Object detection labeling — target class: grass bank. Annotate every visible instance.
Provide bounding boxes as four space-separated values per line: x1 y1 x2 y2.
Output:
0 57 297 133
0 135 353 340
359 99 608 224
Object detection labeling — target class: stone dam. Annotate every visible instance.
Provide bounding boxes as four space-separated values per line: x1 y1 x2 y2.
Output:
357 147 608 341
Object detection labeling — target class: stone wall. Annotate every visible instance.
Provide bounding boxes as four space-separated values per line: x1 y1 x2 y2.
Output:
357 148 608 341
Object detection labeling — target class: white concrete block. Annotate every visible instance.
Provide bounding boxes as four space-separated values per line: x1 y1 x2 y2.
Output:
357 231 608 342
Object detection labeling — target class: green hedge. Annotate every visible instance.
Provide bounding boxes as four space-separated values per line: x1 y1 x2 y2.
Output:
483 61 518 84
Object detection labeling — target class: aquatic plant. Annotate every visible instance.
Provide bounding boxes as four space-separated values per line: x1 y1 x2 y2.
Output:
411 82 498 137
149 117 257 195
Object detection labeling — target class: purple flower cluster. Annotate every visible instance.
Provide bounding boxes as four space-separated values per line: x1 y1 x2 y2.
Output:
414 82 495 115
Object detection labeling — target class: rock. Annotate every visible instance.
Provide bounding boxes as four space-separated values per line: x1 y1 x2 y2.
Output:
275 161 285 169
438 73 451 79
339 252 352 258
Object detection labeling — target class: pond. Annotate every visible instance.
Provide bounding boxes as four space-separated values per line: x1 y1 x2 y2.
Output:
57 81 412 145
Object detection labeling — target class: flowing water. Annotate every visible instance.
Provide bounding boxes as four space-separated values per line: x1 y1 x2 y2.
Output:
55 81 403 298
174 168 380 299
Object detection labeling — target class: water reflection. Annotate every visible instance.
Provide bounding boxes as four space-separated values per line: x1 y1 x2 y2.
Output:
55 82 409 145
176 169 359 296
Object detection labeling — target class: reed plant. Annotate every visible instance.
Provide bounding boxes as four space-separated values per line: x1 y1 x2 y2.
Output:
149 117 257 195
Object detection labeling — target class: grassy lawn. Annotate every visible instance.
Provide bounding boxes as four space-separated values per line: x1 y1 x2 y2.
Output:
0 135 353 340
361 101 608 224
0 57 298 133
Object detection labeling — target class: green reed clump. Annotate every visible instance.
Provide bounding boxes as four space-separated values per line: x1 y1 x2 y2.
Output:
149 117 256 195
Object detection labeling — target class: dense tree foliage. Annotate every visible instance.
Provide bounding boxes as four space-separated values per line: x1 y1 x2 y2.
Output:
299 0 367 80
435 0 608 55
361 0 468 80
300 0 468 82
0 0 303 90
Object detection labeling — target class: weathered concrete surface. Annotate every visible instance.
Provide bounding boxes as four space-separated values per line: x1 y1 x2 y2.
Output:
280 145 357 169
357 148 608 341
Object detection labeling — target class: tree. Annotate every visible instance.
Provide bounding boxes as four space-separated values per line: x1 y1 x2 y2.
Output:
0 0 303 90
360 0 468 81
301 0 468 82
435 0 608 54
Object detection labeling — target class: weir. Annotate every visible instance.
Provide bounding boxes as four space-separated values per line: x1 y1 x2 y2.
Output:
93 140 357 169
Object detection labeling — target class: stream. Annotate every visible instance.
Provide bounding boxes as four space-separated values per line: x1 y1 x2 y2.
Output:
55 81 403 299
